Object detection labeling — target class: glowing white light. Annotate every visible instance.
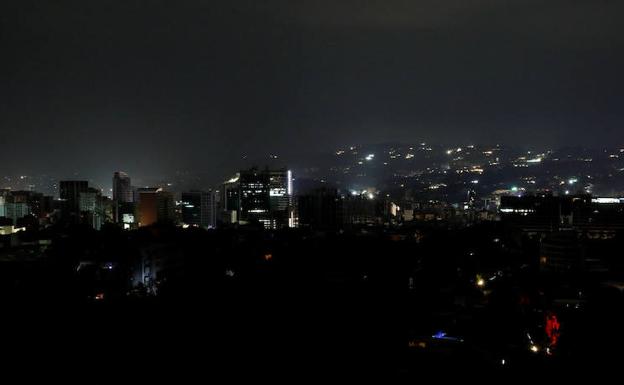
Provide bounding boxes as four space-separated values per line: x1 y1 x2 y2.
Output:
270 188 286 197
500 208 534 213
365 154 375 161
592 198 623 204
287 170 293 195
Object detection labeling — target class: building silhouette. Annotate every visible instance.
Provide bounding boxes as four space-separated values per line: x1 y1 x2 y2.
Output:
181 190 216 229
137 187 175 227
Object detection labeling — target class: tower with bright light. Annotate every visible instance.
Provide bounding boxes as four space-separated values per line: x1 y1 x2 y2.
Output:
233 167 294 229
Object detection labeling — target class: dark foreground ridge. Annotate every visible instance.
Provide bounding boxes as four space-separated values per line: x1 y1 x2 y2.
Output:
1 222 623 379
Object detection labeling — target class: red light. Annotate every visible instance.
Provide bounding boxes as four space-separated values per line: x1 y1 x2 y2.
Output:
545 313 561 346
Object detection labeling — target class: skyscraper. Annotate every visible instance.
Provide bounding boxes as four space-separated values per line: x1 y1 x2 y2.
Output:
79 187 105 230
218 174 240 225
60 180 89 222
239 168 271 226
113 171 133 203
235 167 293 229
0 193 6 218
181 190 216 229
112 171 135 225
4 201 31 225
137 187 175 227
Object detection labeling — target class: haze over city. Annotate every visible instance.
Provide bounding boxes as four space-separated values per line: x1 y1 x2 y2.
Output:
1 1 623 379
2 1 623 183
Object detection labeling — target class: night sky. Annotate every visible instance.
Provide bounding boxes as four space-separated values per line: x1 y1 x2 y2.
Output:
2 0 623 184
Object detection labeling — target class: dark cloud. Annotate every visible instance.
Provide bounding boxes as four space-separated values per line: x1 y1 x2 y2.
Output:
1 1 623 184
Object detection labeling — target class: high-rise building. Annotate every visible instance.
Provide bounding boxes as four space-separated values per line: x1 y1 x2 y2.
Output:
137 187 175 227
79 187 105 230
8 190 51 219
4 202 31 225
239 168 271 226
269 169 294 227
113 172 133 203
60 180 89 221
223 167 293 229
0 192 7 218
218 174 240 225
112 171 135 225
181 190 216 229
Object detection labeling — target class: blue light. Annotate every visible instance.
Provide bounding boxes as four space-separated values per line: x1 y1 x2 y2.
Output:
433 331 447 339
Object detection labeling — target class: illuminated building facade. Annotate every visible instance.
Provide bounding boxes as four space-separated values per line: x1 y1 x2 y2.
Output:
239 168 272 227
137 187 175 227
220 168 294 229
4 202 31 225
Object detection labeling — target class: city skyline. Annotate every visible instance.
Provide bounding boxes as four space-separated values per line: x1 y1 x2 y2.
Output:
2 2 624 375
